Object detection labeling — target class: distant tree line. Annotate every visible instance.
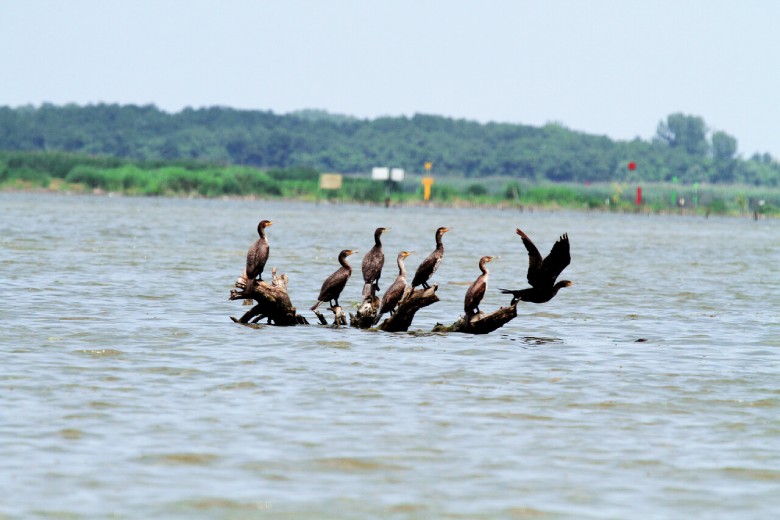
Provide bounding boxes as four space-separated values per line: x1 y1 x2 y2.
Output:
0 104 777 186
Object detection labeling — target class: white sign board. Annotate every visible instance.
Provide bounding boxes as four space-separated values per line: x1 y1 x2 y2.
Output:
371 167 390 180
390 168 405 181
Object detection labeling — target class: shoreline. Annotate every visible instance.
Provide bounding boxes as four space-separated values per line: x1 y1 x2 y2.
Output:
2 185 774 220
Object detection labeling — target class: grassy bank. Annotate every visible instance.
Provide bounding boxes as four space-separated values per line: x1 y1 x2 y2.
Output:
1 150 777 217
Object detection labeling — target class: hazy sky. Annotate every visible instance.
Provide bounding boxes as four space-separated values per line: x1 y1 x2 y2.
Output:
2 1 778 157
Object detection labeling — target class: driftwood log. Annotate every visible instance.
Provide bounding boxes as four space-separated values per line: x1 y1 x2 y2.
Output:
229 269 308 326
313 306 348 327
230 272 516 334
350 295 380 329
431 304 518 334
375 285 440 332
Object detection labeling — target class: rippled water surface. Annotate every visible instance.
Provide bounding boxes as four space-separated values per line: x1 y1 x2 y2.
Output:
2 193 779 518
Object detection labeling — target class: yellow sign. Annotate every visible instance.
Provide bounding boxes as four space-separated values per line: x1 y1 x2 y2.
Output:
319 173 343 190
424 161 433 172
422 176 434 201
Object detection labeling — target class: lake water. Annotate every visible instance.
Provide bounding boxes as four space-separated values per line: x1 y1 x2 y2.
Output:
1 192 778 519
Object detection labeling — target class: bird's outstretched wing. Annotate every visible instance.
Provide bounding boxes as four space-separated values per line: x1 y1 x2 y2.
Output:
541 233 570 283
516 228 544 287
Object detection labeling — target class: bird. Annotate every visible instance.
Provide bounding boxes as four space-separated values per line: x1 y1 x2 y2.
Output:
311 249 358 311
245 219 273 295
464 255 494 317
411 227 449 290
373 251 412 325
499 229 571 304
361 227 389 298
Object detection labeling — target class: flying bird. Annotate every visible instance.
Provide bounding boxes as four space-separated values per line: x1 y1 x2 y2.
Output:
499 229 571 304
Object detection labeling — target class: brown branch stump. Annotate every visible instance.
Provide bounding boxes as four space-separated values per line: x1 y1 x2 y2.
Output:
431 304 517 334
350 295 380 329
313 307 348 327
377 285 440 332
229 269 308 326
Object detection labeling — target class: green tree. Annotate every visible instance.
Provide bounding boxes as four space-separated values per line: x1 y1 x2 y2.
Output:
711 130 738 183
656 113 709 156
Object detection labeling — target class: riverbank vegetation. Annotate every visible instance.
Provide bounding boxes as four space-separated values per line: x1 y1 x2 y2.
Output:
2 150 777 217
2 104 779 187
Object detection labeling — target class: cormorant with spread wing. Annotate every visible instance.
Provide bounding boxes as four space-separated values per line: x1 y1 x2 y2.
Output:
499 229 571 305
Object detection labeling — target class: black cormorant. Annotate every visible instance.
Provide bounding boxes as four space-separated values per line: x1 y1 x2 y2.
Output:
411 227 449 290
361 227 389 298
373 251 412 325
499 229 571 304
464 256 494 317
245 220 273 294
311 249 358 311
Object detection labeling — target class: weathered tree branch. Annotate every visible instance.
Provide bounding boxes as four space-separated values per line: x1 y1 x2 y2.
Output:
313 306 348 327
377 285 440 332
431 304 517 334
230 271 517 334
350 295 380 329
229 269 308 326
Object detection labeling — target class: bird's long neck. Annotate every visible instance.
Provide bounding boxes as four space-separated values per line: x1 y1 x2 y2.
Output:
397 256 406 277
339 254 352 271
374 231 383 247
552 280 569 294
257 226 266 239
479 260 490 276
435 233 444 250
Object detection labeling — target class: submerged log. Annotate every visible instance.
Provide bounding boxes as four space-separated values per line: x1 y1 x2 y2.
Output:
431 304 517 334
350 295 380 329
313 306 348 327
229 269 308 326
377 285 440 333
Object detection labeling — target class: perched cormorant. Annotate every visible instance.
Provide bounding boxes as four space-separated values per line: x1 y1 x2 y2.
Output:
373 251 412 325
464 256 494 317
245 220 273 294
361 227 389 298
411 227 449 290
311 249 358 311
499 229 571 304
